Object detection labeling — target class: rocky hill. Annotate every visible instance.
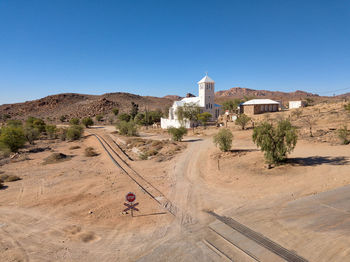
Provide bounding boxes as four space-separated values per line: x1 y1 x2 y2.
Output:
0 92 175 121
215 87 321 102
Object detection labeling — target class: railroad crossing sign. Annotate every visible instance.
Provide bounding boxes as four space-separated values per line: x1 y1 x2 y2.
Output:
126 192 136 203
124 192 139 217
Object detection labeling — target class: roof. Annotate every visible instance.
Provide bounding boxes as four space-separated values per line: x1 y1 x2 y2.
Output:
173 96 201 107
198 75 215 84
241 99 280 105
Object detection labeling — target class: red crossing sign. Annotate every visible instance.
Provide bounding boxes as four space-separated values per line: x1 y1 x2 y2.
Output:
126 192 136 203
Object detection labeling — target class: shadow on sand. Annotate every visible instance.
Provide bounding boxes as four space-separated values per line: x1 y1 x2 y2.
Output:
0 185 8 190
183 138 203 143
229 149 259 153
287 156 349 166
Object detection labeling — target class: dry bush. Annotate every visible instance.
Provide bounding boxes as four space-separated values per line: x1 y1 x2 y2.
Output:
43 153 70 164
85 147 99 157
0 174 21 182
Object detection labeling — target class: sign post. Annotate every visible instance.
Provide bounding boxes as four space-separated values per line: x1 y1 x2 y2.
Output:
124 192 139 217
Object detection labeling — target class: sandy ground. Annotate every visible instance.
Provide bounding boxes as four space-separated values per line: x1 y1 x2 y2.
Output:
1 117 350 261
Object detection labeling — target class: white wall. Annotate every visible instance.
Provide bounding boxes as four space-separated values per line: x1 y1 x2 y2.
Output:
161 118 191 129
289 101 305 109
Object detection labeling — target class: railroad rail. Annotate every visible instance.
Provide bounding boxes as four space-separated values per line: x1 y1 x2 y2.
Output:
207 211 309 262
87 131 178 216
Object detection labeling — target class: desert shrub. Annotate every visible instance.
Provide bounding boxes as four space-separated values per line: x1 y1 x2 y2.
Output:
85 147 99 157
139 152 148 160
0 174 21 182
167 127 187 141
338 126 350 145
235 114 251 130
57 128 67 141
95 114 103 122
43 153 70 164
7 120 23 127
23 125 40 144
82 117 94 128
344 102 350 113
118 113 131 122
60 115 67 122
45 125 57 139
291 109 303 119
112 108 119 116
32 119 46 133
116 121 138 136
213 128 233 152
253 119 298 164
66 125 84 141
147 149 158 156
0 126 26 152
70 118 80 125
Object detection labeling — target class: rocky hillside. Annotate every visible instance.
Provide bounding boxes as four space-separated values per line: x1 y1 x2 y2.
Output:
215 87 321 101
0 93 175 121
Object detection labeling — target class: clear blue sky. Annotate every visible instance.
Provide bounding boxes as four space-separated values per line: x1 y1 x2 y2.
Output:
0 0 349 105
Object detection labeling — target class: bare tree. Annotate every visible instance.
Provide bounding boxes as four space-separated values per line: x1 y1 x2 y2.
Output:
302 114 316 137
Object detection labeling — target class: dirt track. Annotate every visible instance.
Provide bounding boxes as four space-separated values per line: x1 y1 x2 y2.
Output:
1 125 350 261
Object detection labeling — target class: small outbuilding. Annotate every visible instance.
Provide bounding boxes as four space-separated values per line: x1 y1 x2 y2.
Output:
239 99 280 115
289 100 306 109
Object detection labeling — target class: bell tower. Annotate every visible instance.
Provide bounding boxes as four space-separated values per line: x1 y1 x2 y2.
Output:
198 73 215 117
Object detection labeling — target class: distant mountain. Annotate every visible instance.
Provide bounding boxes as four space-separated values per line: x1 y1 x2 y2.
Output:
0 87 344 122
215 87 319 101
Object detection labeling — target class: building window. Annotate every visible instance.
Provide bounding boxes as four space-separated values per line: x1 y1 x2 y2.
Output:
261 105 264 111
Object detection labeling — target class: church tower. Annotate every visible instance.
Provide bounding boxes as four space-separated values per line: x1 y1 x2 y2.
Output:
198 74 215 118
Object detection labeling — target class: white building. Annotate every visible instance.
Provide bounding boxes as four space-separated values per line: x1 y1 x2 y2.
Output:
289 100 306 109
161 74 222 129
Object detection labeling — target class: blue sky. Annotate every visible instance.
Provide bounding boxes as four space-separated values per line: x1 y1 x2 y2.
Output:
0 0 349 105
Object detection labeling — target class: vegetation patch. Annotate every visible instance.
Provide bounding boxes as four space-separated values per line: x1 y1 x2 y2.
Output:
43 153 71 164
0 174 21 182
85 147 99 157
125 137 186 161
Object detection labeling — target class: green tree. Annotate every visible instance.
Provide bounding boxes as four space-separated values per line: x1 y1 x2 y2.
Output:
45 125 57 139
23 125 40 144
213 128 233 152
252 119 298 164
130 102 139 119
198 112 212 128
82 117 94 128
176 103 200 133
70 118 80 125
118 113 131 122
167 127 187 141
0 126 26 152
112 108 119 116
222 99 243 113
235 114 251 130
134 113 146 125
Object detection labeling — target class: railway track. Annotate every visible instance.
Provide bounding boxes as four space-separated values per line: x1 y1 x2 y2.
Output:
207 211 309 262
87 131 178 216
